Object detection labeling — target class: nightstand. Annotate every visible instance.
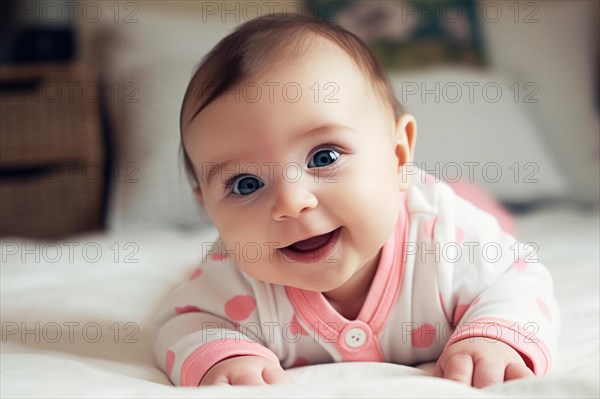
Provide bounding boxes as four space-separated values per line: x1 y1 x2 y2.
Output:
0 63 105 239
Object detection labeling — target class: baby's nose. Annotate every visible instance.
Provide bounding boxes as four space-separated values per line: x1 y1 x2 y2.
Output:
271 181 318 221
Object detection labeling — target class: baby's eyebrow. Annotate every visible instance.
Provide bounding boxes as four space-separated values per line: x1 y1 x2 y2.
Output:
302 123 354 138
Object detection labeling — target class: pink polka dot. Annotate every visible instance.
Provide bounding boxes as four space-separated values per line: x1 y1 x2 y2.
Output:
411 323 437 348
452 296 481 326
424 174 437 184
189 267 202 281
455 227 464 245
513 257 528 274
175 305 202 314
224 295 256 321
423 217 437 239
289 315 309 336
291 356 308 368
452 304 470 326
537 297 552 321
165 350 175 377
211 253 228 261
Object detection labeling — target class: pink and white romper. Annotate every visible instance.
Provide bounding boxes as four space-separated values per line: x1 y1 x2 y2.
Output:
154 173 559 386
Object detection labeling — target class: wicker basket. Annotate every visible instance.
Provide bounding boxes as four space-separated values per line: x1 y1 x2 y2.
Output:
0 63 104 239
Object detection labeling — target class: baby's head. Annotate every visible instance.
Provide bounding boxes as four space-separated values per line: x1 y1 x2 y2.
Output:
181 14 417 292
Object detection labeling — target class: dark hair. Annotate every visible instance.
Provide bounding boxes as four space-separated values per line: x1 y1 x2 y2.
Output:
180 13 402 188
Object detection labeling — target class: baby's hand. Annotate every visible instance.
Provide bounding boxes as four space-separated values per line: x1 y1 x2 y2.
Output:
200 355 294 386
434 337 533 388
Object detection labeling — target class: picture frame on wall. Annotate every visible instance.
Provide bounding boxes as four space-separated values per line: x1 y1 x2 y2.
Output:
305 0 486 70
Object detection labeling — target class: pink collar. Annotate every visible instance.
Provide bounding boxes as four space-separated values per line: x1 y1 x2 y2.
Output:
285 197 408 359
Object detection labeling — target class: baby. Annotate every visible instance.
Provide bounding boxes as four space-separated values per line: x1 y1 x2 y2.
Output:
155 14 559 388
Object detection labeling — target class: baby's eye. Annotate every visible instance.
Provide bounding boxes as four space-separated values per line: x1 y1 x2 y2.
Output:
308 148 340 168
230 175 264 195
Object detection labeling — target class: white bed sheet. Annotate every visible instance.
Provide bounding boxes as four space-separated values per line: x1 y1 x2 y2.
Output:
1 205 599 398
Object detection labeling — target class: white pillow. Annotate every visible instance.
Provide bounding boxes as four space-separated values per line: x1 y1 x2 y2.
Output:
102 14 240 230
390 67 569 204
104 60 211 230
479 0 599 203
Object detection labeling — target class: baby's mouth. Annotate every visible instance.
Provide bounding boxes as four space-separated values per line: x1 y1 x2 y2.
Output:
287 230 336 252
280 227 342 263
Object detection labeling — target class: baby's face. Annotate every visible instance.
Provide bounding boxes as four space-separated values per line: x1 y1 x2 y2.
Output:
184 41 415 292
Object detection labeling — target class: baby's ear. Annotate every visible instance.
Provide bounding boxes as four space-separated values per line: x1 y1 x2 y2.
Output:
193 187 204 204
394 113 417 169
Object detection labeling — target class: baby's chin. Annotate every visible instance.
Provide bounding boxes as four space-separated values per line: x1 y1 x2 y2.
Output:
291 269 359 293
290 279 347 293
242 267 351 293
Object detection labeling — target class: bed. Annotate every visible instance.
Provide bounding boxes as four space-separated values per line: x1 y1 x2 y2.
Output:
2 2 599 397
1 204 598 397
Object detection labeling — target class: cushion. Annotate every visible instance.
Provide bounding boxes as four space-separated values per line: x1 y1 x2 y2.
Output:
101 13 238 230
480 0 599 203
390 67 569 204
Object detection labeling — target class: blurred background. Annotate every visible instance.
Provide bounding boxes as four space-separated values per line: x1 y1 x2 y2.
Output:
0 0 598 239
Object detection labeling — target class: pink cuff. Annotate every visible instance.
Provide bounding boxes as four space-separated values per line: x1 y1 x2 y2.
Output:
180 338 280 386
445 317 552 376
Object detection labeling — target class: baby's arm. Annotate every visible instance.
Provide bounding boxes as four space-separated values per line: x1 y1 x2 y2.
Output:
438 237 559 385
154 257 288 386
431 190 559 386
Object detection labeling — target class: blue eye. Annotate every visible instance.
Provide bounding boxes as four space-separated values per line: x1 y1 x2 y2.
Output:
231 176 264 195
308 148 340 168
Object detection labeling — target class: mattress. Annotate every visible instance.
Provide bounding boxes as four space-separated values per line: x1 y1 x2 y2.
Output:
1 205 598 397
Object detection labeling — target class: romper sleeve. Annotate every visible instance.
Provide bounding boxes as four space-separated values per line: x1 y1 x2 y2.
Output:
431 184 560 376
153 243 280 386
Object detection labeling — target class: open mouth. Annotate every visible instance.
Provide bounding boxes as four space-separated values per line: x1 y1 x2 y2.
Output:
280 227 342 264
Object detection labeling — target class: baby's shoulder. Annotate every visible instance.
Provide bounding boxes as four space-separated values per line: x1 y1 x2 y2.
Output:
173 239 287 324
175 240 260 300
406 168 456 216
407 169 506 240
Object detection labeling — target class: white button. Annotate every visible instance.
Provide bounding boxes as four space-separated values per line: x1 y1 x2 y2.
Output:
344 327 367 348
